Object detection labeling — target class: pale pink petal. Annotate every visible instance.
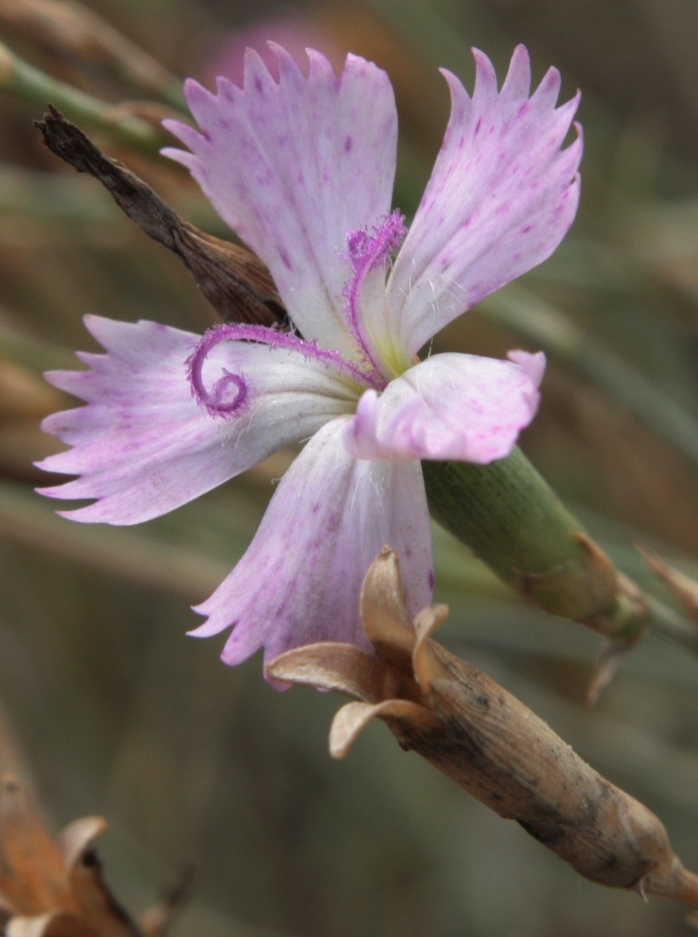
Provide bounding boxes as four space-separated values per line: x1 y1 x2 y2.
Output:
344 351 545 463
190 418 433 680
385 45 582 357
507 347 547 387
37 316 357 524
163 47 397 359
206 16 344 87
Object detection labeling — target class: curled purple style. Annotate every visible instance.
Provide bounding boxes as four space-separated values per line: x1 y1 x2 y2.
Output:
187 322 377 417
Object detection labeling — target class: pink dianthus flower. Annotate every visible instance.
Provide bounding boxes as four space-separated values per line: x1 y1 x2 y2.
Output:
38 45 581 681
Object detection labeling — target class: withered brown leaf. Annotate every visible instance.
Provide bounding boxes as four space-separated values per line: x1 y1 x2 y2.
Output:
35 106 287 329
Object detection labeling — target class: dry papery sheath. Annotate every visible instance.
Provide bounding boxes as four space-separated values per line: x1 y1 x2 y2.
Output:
0 775 178 937
268 549 698 909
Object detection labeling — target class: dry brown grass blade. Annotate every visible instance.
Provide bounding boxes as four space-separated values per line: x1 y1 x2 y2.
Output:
0 0 178 96
0 776 75 916
640 545 698 628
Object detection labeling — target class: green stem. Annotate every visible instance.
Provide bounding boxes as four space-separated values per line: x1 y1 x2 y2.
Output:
0 41 165 155
424 449 582 589
422 451 697 653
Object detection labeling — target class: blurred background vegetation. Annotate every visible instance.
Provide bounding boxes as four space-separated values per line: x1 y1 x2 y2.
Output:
1 0 698 934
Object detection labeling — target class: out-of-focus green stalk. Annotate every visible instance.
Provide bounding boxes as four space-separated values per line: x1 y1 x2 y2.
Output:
0 40 165 155
425 449 583 605
0 318 76 371
422 451 698 654
0 166 116 220
0 0 185 108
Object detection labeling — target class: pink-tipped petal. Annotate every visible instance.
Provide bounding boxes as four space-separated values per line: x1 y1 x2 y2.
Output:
344 351 544 463
386 45 582 356
507 348 546 388
163 47 397 359
37 316 357 524
189 417 433 681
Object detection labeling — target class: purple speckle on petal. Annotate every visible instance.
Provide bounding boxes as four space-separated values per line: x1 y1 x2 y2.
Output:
428 570 435 591
279 248 293 270
344 135 353 153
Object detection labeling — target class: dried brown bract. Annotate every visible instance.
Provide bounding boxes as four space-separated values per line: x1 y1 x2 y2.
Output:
0 775 182 937
268 548 698 910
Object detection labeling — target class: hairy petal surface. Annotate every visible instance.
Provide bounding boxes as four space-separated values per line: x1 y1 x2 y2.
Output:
37 316 357 524
342 210 410 380
344 350 544 462
163 47 397 359
190 418 433 679
386 45 582 356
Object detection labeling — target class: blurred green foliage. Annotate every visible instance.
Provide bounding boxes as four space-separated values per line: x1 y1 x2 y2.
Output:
1 1 698 935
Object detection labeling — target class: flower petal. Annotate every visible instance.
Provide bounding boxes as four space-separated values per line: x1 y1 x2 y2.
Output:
37 316 357 524
189 418 433 681
162 47 397 359
344 351 544 462
386 45 582 356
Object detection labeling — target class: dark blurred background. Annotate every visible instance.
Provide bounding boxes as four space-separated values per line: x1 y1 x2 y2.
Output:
1 1 698 935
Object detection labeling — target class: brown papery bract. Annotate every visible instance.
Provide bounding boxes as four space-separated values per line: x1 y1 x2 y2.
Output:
267 548 698 910
0 775 184 937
